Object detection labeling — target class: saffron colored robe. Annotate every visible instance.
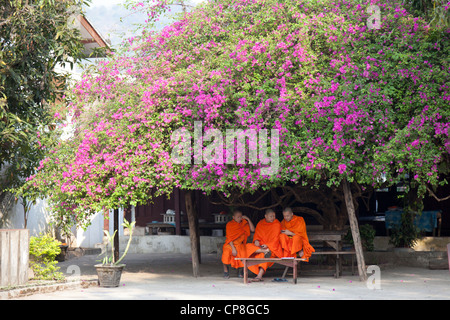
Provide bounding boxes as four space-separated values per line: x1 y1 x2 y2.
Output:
221 219 251 268
280 215 315 261
245 218 283 275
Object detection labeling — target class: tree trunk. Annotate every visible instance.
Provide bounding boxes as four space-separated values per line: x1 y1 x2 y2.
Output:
113 208 119 263
175 188 181 235
342 179 367 281
185 190 201 277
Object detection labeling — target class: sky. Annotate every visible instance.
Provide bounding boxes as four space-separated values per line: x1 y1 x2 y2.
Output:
83 0 147 48
82 0 205 49
72 0 205 74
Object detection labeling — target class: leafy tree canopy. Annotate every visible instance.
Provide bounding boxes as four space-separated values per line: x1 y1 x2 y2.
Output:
18 0 449 232
1 0 91 191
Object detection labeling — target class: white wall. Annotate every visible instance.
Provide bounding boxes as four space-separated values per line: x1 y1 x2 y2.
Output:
74 210 105 248
2 198 52 237
116 235 226 255
2 196 106 249
2 199 137 248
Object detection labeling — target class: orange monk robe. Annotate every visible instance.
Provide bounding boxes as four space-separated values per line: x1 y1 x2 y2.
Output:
221 219 251 269
245 219 283 275
280 215 315 261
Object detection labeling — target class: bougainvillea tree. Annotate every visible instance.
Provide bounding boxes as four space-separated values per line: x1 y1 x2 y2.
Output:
18 0 449 279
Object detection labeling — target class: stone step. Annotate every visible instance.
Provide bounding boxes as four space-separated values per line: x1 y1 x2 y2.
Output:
66 247 102 259
429 258 449 270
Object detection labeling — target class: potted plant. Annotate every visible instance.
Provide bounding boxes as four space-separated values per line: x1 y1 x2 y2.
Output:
95 218 136 287
56 242 69 262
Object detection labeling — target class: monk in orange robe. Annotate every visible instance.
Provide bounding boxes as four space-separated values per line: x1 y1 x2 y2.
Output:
280 207 315 261
222 210 255 279
245 209 283 282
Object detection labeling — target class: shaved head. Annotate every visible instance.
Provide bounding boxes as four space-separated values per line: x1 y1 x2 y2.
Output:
264 209 276 223
232 209 243 223
282 207 294 222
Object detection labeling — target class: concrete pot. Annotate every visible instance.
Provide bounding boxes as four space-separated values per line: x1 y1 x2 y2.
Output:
95 264 125 287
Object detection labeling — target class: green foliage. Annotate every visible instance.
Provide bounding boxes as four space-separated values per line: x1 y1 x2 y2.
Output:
18 0 450 232
0 0 92 193
29 233 64 281
389 209 422 248
345 224 376 251
406 0 450 30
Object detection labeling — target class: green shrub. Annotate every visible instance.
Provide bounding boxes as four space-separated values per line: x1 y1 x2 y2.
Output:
389 210 421 248
345 224 376 252
29 234 64 281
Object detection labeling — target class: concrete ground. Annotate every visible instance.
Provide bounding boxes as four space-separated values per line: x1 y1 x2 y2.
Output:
13 252 450 300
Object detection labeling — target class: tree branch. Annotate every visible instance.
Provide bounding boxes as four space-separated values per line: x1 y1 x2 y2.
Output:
426 186 450 202
291 206 326 225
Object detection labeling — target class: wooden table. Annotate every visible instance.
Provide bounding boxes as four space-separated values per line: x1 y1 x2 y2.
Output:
180 222 226 236
235 257 306 284
385 210 442 236
146 222 176 235
308 230 356 278
308 230 346 247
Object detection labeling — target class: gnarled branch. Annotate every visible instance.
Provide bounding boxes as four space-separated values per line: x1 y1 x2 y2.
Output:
426 186 450 202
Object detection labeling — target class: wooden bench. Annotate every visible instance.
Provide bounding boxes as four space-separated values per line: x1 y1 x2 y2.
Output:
235 257 306 284
310 250 356 278
279 250 356 280
235 251 356 284
235 231 357 284
308 230 356 278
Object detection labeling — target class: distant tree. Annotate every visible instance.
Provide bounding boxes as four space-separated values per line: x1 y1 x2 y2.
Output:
0 0 91 194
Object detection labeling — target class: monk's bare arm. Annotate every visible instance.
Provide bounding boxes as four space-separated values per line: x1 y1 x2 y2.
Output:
229 241 237 256
242 215 255 232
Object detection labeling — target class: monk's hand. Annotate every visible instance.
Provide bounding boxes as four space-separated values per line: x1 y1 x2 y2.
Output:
254 240 260 247
232 247 237 257
281 229 295 236
242 215 250 221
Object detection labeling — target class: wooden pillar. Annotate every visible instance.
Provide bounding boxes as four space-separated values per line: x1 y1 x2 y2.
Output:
194 190 201 262
113 208 119 263
185 190 201 277
175 188 181 235
343 179 367 281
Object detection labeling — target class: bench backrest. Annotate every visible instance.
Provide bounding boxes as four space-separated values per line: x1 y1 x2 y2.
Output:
308 231 345 242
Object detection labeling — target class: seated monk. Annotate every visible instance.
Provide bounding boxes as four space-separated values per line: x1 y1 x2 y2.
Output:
245 209 283 282
280 207 315 261
222 209 255 279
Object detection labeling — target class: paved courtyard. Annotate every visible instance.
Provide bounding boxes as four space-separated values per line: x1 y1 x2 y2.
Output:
12 252 450 300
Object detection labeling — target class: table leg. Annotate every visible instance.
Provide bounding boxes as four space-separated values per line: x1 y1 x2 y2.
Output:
335 255 339 278
293 261 298 284
243 260 248 284
352 255 355 275
337 240 342 277
438 215 442 237
282 266 289 279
